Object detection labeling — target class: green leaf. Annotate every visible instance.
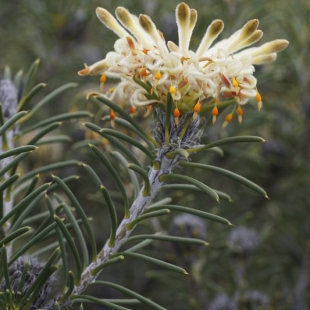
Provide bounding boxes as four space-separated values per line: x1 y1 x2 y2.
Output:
1 246 11 291
88 144 130 218
90 256 125 276
159 173 219 202
102 115 155 149
26 122 62 145
35 135 72 145
100 128 155 160
52 175 97 262
191 136 265 152
20 82 78 123
71 295 131 310
54 215 82 285
145 205 232 226
18 83 46 111
159 184 232 202
100 185 118 247
111 151 139 198
0 111 27 136
0 227 31 246
179 161 268 198
0 173 20 192
92 95 158 147
126 209 170 231
20 59 40 99
9 222 57 266
126 234 208 246
92 281 168 310
113 252 188 274
127 164 150 197
84 122 143 168
16 160 79 184
22 111 92 134
0 183 50 227
0 145 37 160
165 94 173 145
18 248 60 309
60 271 75 302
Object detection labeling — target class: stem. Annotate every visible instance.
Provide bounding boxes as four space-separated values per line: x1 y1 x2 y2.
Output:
0 80 18 260
72 151 178 295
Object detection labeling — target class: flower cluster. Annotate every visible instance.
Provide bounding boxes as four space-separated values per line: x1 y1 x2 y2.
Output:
79 2 288 126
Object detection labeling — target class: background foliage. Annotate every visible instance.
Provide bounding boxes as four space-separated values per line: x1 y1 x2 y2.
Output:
0 0 309 309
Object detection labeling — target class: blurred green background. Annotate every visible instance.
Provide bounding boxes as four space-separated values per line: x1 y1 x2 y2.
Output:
1 0 309 309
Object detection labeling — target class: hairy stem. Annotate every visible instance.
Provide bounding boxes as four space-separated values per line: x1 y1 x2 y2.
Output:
72 152 178 295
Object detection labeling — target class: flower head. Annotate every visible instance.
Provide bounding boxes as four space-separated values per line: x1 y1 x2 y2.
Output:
79 2 288 122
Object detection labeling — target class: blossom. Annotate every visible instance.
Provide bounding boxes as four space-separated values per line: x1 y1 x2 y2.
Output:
78 2 288 123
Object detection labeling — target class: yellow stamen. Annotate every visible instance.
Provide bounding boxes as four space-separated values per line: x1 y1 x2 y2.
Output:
236 106 243 124
110 109 116 128
193 102 201 120
212 105 218 124
100 73 106 91
255 91 263 110
222 113 233 128
169 85 176 100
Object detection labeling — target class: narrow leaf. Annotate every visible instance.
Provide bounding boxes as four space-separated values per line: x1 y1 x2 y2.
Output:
92 95 158 147
100 128 155 160
0 145 37 160
89 144 129 218
159 173 219 202
0 111 27 136
52 175 97 262
71 295 131 310
26 122 62 145
90 256 125 276
20 82 78 123
126 209 170 231
100 185 117 247
22 111 92 134
18 83 46 111
193 136 265 151
126 234 208 246
92 281 168 310
54 216 82 285
127 164 150 197
179 161 268 197
114 252 188 274
0 227 31 246
145 205 232 226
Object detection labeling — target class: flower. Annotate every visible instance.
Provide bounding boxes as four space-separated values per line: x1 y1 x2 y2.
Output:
79 2 288 123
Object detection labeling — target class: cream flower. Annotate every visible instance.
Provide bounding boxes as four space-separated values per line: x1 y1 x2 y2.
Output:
79 2 288 123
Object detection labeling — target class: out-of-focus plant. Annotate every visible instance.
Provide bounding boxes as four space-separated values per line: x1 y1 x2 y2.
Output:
0 1 292 310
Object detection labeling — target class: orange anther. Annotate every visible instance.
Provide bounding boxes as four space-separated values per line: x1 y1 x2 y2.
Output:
211 105 219 124
129 105 136 114
142 48 149 54
173 107 181 118
236 106 243 116
193 102 201 113
173 108 180 127
225 113 233 122
212 105 219 116
126 37 135 49
255 91 263 110
110 109 116 128
237 106 243 124
155 71 161 80
100 74 106 83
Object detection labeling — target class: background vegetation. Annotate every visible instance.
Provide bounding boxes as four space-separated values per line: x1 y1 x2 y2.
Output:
1 0 309 309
